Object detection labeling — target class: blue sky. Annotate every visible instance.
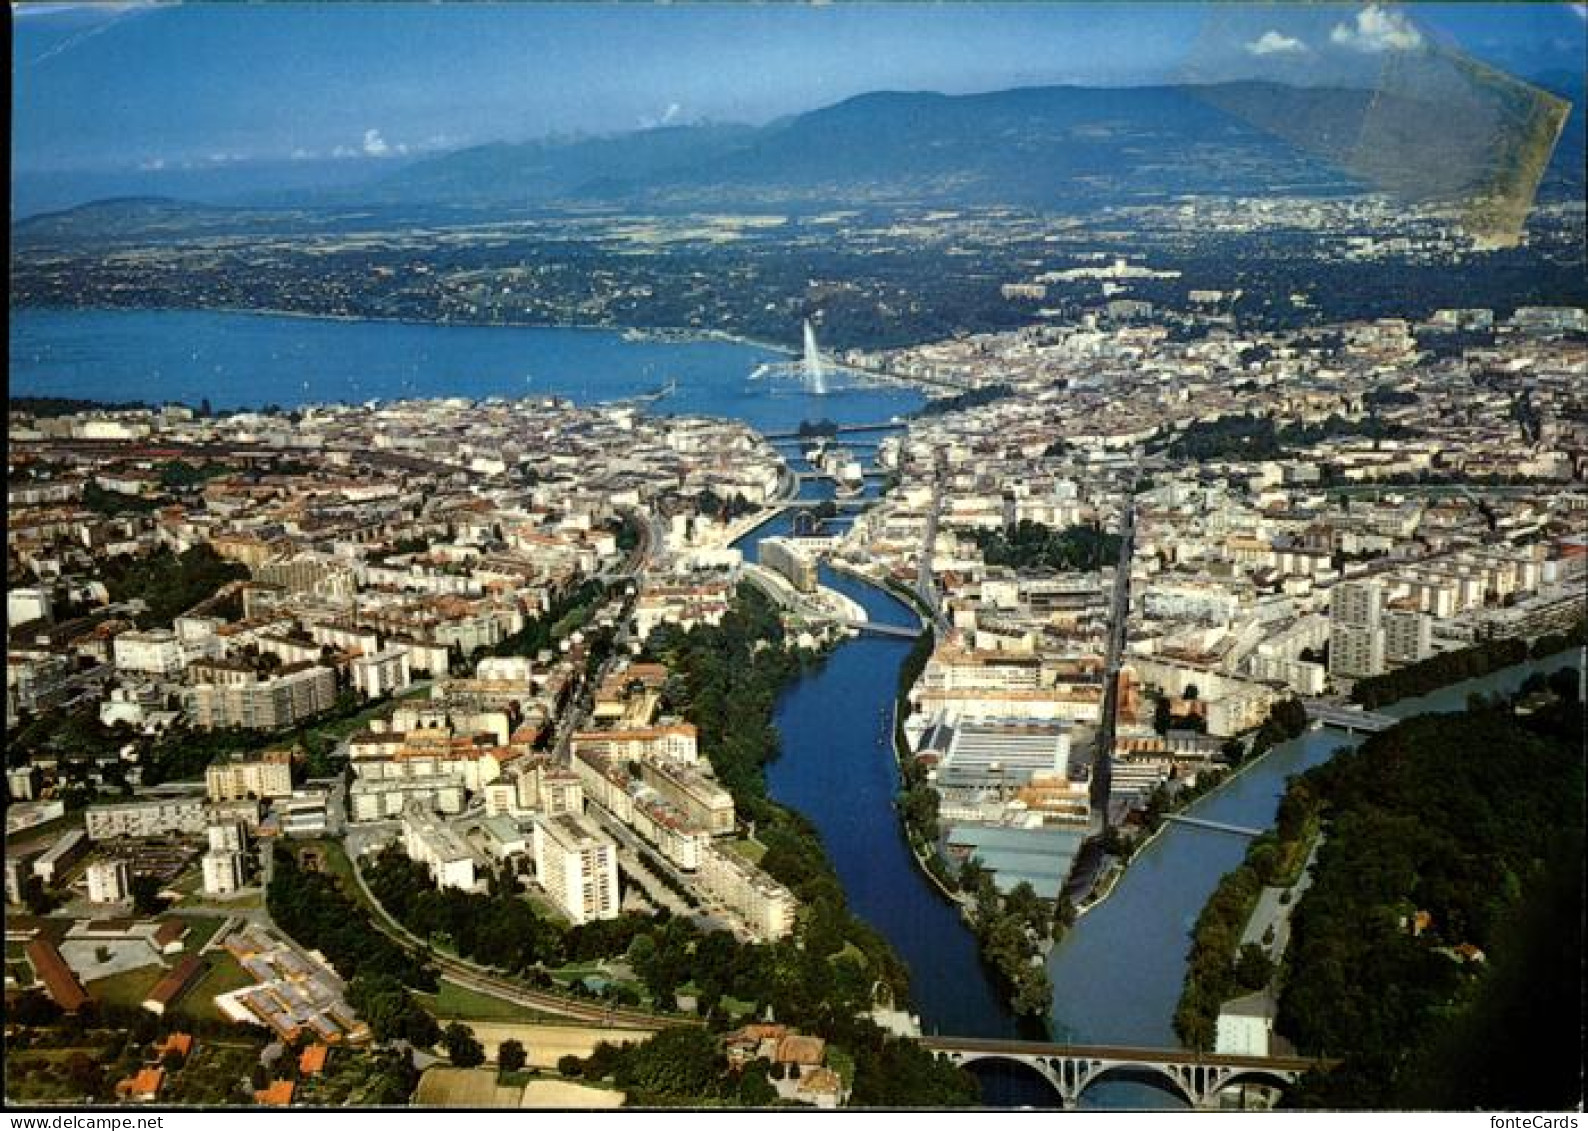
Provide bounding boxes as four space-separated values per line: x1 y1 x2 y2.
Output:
11 2 1586 212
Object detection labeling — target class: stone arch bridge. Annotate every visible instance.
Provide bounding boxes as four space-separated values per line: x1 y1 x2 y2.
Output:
919 1036 1326 1109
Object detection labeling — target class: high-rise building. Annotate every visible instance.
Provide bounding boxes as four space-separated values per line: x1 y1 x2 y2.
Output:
86 858 131 903
532 812 619 925
1383 608 1433 667
1329 580 1386 680
201 850 246 896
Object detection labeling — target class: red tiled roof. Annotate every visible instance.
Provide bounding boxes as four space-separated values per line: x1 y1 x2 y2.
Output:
25 936 91 1012
255 1080 295 1107
298 1044 329 1076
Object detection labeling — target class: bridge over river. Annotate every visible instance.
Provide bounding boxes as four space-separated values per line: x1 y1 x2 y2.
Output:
919 1036 1327 1109
1302 700 1398 734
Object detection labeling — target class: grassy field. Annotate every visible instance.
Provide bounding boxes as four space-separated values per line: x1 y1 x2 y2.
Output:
84 964 163 1009
413 1066 523 1108
175 953 258 1023
417 980 565 1024
170 913 225 953
720 836 767 866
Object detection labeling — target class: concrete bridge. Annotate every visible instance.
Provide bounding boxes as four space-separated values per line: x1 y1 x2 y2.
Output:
765 421 906 440
837 619 923 640
1161 814 1264 838
1301 700 1398 734
919 1036 1323 1109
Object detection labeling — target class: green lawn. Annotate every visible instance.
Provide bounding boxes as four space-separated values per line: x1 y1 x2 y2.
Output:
170 914 225 953
84 964 164 1010
417 980 565 1024
176 952 258 1022
524 892 570 927
721 837 767 866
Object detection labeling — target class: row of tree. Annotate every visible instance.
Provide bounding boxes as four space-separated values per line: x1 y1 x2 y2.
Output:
1345 626 1586 709
1172 782 1320 1050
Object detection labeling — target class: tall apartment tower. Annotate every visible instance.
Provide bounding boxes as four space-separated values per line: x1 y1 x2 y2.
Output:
1329 580 1386 680
532 812 620 925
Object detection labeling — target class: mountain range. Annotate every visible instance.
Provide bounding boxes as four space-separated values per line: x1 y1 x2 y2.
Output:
15 77 1584 236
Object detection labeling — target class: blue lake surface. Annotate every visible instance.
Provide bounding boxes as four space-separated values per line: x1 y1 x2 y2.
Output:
8 307 923 435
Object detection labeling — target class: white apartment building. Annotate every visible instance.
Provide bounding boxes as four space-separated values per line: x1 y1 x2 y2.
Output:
1382 608 1433 668
201 850 247 896
696 844 796 941
85 799 208 841
351 647 413 700
347 776 466 822
400 802 476 891
113 629 187 677
205 750 294 802
571 723 699 766
85 858 130 904
207 820 249 854
1329 580 1386 680
532 812 619 925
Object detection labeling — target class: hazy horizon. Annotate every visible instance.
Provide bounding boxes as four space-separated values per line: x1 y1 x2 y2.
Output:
12 2 1586 217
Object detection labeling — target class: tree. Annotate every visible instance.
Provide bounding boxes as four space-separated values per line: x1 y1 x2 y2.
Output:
497 1039 526 1075
130 874 164 916
21 876 58 916
1184 684 1200 701
557 1054 584 1078
1234 943 1276 992
1153 696 1173 736
443 1023 484 1068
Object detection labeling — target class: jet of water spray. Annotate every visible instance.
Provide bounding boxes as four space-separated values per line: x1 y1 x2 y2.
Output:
802 319 828 396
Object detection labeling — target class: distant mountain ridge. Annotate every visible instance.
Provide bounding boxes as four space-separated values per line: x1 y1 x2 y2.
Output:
14 77 1583 236
370 81 1364 208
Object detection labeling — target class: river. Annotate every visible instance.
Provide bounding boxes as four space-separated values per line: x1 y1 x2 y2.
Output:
13 307 1580 1107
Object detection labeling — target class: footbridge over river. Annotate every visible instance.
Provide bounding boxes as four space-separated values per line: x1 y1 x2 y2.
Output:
1301 700 1398 734
919 1037 1327 1109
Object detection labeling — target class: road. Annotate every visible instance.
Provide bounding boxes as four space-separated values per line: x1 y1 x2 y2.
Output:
1091 454 1142 825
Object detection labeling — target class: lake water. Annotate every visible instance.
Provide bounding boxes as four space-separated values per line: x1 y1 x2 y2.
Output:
8 307 923 435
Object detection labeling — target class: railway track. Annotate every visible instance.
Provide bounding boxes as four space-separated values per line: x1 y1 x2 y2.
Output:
346 843 696 1030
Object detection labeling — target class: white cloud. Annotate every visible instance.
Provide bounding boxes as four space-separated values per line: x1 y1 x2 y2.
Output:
362 128 390 157
331 145 356 159
290 148 314 161
1330 4 1424 53
138 157 166 171
1246 30 1308 57
662 101 682 125
1572 3 1587 22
